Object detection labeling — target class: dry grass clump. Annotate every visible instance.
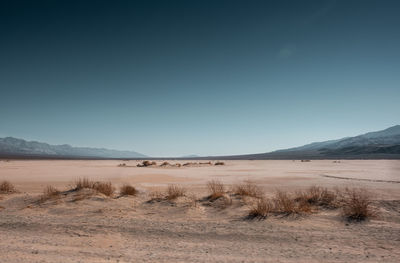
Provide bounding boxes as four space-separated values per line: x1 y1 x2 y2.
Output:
93 182 115 197
137 160 157 167
73 178 95 190
341 188 377 221
0 181 17 194
295 186 339 209
118 163 126 167
71 178 114 197
40 186 61 202
207 180 225 200
248 198 273 219
233 181 263 198
214 161 225 165
149 190 164 201
166 184 186 200
273 191 312 215
160 161 170 166
120 184 138 196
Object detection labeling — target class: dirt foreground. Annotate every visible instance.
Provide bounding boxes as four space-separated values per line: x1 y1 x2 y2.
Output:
1 159 400 262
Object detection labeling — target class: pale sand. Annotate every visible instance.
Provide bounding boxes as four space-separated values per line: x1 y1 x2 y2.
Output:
1 160 400 262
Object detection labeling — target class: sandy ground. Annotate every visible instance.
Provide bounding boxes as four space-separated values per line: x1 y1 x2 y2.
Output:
1 159 400 262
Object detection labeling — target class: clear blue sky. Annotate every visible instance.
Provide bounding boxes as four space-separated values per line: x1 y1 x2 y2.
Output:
0 0 399 157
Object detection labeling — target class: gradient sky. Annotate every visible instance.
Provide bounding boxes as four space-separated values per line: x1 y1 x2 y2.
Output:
1 0 399 157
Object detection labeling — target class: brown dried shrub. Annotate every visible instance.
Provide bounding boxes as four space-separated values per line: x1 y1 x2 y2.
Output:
149 190 164 201
93 182 115 197
71 178 114 197
214 161 225 165
166 185 186 200
0 181 16 194
248 198 273 219
295 186 339 209
233 181 263 198
120 184 138 196
341 188 377 221
207 180 225 200
73 178 95 190
273 191 311 215
40 186 61 202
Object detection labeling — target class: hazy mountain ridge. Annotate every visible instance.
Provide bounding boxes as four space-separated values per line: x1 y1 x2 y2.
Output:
0 137 146 158
215 125 400 160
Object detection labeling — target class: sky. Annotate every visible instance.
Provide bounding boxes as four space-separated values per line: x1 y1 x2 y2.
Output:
0 0 399 157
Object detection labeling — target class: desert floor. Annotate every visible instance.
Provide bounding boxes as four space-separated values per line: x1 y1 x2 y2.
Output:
1 159 400 262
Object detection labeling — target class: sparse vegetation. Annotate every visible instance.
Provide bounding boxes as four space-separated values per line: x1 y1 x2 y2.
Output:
294 186 339 209
118 163 126 167
207 180 225 200
120 184 138 196
233 181 263 198
214 161 225 165
248 198 273 219
73 178 95 190
149 190 164 201
341 188 377 221
93 182 115 197
71 178 114 197
273 191 311 215
40 186 61 202
166 184 186 200
0 181 17 194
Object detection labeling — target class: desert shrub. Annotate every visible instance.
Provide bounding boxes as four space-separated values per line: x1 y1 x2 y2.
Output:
118 163 126 167
341 188 377 221
72 178 114 197
248 198 273 219
149 190 164 201
40 186 61 202
0 181 16 194
295 186 338 209
214 161 225 165
166 185 186 200
233 181 263 198
273 191 311 215
120 184 138 196
93 182 115 197
207 180 225 200
73 178 95 190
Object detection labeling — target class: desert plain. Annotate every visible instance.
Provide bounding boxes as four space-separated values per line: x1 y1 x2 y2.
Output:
0 159 400 262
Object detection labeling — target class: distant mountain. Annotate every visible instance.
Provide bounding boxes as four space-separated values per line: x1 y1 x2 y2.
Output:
0 137 146 159
181 154 200 158
216 125 400 160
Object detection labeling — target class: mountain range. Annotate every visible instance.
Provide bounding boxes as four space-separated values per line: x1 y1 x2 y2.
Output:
1 125 399 159
218 125 400 159
0 137 146 159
